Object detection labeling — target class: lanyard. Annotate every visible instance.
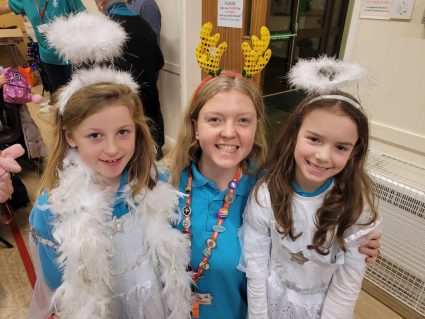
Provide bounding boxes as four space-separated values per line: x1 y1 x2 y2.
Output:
182 166 241 284
34 0 49 22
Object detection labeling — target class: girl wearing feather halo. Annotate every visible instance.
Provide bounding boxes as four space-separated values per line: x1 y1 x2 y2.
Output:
240 57 382 319
27 13 191 319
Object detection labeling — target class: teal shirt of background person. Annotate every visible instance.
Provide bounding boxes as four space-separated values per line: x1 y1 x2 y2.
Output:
29 170 130 290
175 162 257 319
8 0 85 65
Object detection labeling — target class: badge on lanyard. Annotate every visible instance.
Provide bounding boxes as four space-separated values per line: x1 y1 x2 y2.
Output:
37 23 49 34
191 292 212 318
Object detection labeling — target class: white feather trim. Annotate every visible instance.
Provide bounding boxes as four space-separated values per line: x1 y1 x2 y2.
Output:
288 56 365 94
45 12 127 64
48 150 192 319
132 182 193 319
57 66 139 114
50 149 114 318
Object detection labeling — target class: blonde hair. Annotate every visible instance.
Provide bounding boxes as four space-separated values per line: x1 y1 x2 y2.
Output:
41 82 157 196
166 74 267 186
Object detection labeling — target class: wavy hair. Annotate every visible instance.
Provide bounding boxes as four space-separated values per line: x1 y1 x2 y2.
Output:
41 82 157 196
166 74 268 186
256 91 377 254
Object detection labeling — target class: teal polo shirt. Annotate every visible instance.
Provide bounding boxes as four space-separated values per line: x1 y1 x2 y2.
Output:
177 162 257 319
8 0 85 65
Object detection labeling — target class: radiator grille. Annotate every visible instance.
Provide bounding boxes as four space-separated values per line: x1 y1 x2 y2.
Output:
365 150 425 316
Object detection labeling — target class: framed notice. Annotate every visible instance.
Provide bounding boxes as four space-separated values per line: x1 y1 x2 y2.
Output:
360 0 393 19
217 0 244 28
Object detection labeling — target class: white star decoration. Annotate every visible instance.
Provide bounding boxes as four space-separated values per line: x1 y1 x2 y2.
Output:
208 46 218 58
289 250 309 265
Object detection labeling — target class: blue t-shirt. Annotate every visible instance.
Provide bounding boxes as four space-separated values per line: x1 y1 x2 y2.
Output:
8 0 85 65
29 171 129 290
176 163 257 319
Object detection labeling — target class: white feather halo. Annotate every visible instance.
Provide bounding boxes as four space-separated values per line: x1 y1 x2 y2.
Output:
57 67 139 114
288 56 365 94
45 12 127 64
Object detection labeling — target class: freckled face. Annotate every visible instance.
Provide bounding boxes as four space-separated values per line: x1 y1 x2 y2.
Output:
194 90 257 176
65 104 136 188
294 107 358 192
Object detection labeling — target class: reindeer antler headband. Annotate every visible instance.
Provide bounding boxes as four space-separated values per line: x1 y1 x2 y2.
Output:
288 56 365 109
45 12 139 114
195 22 272 79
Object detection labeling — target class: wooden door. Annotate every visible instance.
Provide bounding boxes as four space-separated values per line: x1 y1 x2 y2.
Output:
201 0 270 86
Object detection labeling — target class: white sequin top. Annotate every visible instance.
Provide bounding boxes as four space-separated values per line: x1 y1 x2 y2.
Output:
239 183 380 319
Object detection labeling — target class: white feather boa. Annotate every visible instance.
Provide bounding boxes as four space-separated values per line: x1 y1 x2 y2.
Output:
49 150 192 319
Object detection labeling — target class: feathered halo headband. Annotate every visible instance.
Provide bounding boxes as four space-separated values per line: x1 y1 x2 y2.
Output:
288 56 365 109
45 12 139 114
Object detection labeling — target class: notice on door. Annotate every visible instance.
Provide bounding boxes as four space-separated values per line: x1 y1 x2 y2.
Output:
217 0 244 28
360 0 393 19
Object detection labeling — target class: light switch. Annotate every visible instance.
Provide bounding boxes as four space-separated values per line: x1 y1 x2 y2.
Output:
390 0 416 20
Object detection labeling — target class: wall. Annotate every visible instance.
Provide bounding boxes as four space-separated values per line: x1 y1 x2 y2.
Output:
157 0 201 145
344 0 425 167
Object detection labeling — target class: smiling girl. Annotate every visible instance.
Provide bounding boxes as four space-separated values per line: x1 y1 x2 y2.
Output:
241 58 381 319
28 69 191 319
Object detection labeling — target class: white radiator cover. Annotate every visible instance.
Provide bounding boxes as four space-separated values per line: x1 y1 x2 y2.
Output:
366 150 425 317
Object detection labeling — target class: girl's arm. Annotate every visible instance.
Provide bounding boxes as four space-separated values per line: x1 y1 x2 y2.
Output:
321 213 382 318
320 253 366 318
29 192 63 291
240 184 272 319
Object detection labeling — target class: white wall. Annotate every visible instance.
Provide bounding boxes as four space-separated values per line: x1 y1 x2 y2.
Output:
157 0 201 145
344 0 425 167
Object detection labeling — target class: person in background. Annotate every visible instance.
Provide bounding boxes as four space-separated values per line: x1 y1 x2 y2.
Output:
127 0 161 45
96 0 165 158
0 0 85 92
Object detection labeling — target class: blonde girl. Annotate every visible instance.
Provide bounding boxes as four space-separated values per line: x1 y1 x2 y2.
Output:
28 71 191 319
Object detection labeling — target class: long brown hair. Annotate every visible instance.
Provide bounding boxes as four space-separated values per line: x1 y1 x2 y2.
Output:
165 74 268 186
257 91 377 254
41 82 157 196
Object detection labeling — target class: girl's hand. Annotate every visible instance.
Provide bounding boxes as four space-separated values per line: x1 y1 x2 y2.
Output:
358 231 381 264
